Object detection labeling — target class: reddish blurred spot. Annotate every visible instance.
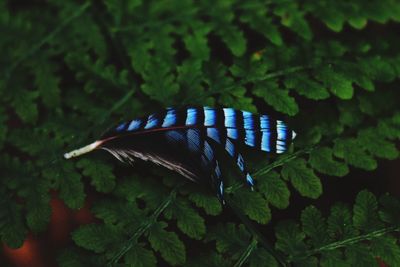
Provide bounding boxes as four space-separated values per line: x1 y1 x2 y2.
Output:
377 257 389 267
73 195 97 225
2 234 43 267
48 191 73 247
2 190 99 266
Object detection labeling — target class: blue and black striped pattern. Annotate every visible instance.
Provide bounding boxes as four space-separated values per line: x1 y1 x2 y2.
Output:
112 107 295 153
115 107 295 151
164 128 225 201
105 107 296 201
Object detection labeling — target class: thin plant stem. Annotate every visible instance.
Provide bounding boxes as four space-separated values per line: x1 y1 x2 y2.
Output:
291 226 400 262
107 186 180 266
5 2 91 81
234 238 258 267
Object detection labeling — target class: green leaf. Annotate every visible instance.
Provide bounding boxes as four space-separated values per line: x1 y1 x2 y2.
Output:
292 257 319 267
257 170 290 209
301 206 329 247
58 163 85 209
274 2 312 40
165 198 206 239
57 247 104 267
188 192 222 216
308 147 349 177
284 73 330 100
114 175 169 211
327 203 357 240
353 190 382 231
3 1 400 265
77 159 116 193
141 58 179 104
72 224 122 253
233 189 271 224
315 66 354 99
178 60 212 105
253 80 299 116
281 158 322 199
319 250 347 267
361 56 397 82
183 25 211 61
124 244 157 267
0 198 27 248
219 84 256 111
248 247 278 267
12 90 38 123
148 221 186 266
371 236 400 266
216 24 246 56
345 243 377 267
348 18 368 29
379 193 400 224
184 252 230 267
91 200 141 231
337 62 374 92
305 4 346 32
33 59 61 108
128 40 153 73
207 223 250 256
378 113 400 140
357 128 399 160
240 12 283 46
333 138 377 171
57 249 85 267
338 101 365 127
275 221 307 256
25 183 51 232
203 63 256 111
230 56 270 81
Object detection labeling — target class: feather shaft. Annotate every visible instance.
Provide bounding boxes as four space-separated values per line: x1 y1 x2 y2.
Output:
64 141 102 159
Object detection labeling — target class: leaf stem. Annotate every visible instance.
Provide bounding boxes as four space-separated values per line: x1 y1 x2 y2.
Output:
107 186 179 266
292 226 400 261
5 2 91 80
252 65 312 82
234 238 258 267
253 146 316 177
99 90 135 124
225 194 289 267
225 145 315 194
184 64 312 104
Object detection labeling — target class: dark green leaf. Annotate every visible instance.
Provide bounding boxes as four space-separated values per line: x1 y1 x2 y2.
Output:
253 80 299 116
371 236 400 266
148 221 186 266
165 198 206 239
77 159 116 193
308 147 348 177
248 247 278 267
301 206 329 247
257 170 290 209
233 189 271 224
72 224 122 253
275 221 307 256
188 192 222 216
353 190 382 231
281 158 322 199
333 138 377 171
124 244 157 267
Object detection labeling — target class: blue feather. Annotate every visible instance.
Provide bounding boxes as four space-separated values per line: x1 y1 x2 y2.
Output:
66 106 296 202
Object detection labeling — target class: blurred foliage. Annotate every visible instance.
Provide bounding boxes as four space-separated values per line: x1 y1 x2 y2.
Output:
1 0 400 266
